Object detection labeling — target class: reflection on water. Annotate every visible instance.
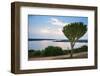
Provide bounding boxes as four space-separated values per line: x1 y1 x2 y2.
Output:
28 40 88 50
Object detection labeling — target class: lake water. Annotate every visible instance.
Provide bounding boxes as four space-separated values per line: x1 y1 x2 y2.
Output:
28 40 88 50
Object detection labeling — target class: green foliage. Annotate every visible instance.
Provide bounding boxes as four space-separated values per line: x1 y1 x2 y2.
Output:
64 45 88 54
28 46 64 57
28 49 35 53
32 51 41 56
42 46 64 56
28 50 41 57
73 45 88 53
28 49 35 57
63 49 70 55
63 22 87 42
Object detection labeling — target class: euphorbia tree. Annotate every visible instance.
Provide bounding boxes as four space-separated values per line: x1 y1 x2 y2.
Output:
62 22 87 57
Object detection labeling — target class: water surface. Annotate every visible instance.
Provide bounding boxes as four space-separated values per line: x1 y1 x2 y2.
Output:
28 40 88 50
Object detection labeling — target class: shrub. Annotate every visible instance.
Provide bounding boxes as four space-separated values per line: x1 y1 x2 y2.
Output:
32 51 41 57
28 50 41 57
73 45 88 53
28 49 35 53
63 50 70 55
63 45 88 54
42 46 64 56
28 49 35 57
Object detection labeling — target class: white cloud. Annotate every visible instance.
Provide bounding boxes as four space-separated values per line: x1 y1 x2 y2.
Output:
29 17 70 39
50 17 68 26
48 17 69 38
40 27 63 35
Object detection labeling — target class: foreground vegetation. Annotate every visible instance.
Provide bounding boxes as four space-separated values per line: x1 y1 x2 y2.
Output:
28 45 88 58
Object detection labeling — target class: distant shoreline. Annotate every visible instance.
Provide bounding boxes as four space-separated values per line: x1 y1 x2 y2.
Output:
28 38 88 43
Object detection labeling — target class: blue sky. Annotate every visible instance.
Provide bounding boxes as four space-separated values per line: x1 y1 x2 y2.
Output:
28 15 88 39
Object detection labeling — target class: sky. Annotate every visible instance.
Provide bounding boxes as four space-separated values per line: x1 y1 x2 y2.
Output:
28 15 88 40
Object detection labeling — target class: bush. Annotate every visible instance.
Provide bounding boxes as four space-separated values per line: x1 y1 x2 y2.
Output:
28 49 35 57
63 45 88 54
28 49 35 53
28 50 41 57
63 50 70 55
42 46 64 56
73 45 88 53
32 51 41 57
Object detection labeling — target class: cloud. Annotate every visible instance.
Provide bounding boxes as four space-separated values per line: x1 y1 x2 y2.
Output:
40 27 63 35
28 17 70 39
50 17 68 26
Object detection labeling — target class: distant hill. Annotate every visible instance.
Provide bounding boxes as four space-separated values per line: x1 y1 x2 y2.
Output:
53 40 88 43
28 38 55 41
28 38 88 43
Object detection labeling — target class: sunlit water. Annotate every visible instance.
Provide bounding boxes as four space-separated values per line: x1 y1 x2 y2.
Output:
28 40 88 50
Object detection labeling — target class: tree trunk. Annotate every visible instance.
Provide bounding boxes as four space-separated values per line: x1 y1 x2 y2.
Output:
70 42 74 58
